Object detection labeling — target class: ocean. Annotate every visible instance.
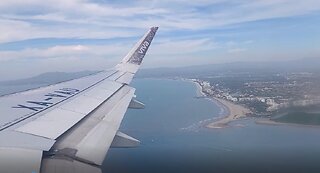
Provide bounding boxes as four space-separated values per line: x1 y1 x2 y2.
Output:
102 78 320 173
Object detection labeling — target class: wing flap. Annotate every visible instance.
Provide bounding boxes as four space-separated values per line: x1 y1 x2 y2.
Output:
16 109 85 139
41 158 102 173
15 79 123 140
45 85 135 166
74 87 134 165
0 147 43 173
0 131 55 151
60 96 103 115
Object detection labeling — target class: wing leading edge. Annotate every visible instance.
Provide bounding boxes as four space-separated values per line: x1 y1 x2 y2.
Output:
0 27 158 173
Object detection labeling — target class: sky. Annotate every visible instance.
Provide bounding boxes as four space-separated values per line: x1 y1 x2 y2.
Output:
0 0 319 80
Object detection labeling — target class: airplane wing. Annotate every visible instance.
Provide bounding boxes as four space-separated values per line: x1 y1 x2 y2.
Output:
0 27 158 173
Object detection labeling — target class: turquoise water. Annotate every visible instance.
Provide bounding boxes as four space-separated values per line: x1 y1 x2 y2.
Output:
102 79 320 173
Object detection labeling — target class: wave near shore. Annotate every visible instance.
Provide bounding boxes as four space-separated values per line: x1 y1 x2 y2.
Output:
192 79 252 128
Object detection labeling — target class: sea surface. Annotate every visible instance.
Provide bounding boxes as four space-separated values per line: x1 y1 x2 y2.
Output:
102 78 320 173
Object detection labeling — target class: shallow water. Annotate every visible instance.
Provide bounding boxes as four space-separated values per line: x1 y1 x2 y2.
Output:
102 78 320 173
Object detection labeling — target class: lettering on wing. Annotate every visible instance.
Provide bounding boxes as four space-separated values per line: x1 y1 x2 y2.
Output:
12 88 80 112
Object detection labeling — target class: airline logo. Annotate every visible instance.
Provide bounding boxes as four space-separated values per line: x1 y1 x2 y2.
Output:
128 28 157 65
138 41 150 54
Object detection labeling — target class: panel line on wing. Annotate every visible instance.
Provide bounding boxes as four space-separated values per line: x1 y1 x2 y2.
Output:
14 82 125 140
0 70 119 131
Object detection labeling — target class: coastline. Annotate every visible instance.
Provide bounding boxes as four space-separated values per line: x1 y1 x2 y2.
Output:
207 97 252 128
191 79 252 129
193 80 206 97
184 78 319 129
149 78 319 129
255 118 320 128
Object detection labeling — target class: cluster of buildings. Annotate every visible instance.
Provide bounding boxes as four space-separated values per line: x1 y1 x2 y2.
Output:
193 73 320 114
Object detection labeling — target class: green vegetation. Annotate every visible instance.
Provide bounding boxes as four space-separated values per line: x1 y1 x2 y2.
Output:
243 100 268 114
273 112 320 125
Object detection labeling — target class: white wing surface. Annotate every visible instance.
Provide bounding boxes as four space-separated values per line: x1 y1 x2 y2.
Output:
0 27 158 173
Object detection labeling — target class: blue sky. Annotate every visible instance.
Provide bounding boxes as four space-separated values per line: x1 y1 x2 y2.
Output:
0 0 319 80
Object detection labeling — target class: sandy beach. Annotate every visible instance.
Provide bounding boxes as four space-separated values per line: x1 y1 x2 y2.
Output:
192 80 252 128
207 97 252 128
194 81 206 97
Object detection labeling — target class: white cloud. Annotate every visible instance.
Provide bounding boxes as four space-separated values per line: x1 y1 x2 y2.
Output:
152 38 218 55
0 0 319 43
0 44 130 62
0 43 130 80
0 0 319 80
0 37 220 79
228 48 247 53
0 38 217 62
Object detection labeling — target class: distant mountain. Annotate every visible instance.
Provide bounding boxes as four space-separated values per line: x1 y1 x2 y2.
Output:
1 57 319 95
0 71 100 85
137 58 320 78
0 70 99 96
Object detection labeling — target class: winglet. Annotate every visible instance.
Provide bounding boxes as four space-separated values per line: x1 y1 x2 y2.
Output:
119 27 158 66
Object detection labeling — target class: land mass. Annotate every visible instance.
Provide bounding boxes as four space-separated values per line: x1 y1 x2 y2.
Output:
0 71 99 96
139 58 320 118
207 97 251 128
191 77 320 128
192 79 252 128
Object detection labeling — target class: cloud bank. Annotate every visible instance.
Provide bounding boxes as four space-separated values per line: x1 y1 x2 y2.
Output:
0 0 319 80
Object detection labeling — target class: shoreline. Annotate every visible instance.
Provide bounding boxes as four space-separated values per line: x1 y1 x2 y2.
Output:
145 78 320 129
255 118 320 128
185 78 319 129
193 80 207 97
207 97 252 128
191 79 252 129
